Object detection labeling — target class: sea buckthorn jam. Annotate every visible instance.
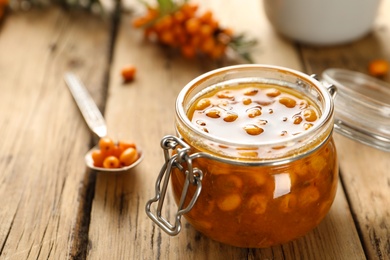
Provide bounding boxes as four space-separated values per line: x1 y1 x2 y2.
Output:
147 65 338 248
189 83 320 144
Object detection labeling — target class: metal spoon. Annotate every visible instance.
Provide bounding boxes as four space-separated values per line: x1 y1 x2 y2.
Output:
64 72 143 172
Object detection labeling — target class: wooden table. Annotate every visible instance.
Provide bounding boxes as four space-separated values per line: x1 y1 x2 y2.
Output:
1 0 389 259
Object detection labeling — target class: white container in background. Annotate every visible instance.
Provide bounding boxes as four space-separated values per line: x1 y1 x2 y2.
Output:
263 0 382 45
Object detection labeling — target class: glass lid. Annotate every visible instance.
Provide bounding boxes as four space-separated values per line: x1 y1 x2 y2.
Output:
322 68 390 152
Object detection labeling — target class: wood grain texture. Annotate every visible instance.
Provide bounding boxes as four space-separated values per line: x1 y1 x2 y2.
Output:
87 0 365 259
0 8 110 259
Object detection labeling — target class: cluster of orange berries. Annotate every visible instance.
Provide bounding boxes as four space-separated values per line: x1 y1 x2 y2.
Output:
132 3 234 60
92 137 139 169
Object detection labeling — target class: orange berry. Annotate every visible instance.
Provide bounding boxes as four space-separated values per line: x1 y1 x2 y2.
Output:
185 18 201 34
181 45 196 58
173 10 186 23
118 140 137 150
91 150 105 167
121 65 136 82
103 156 120 168
368 59 389 77
199 24 213 38
189 34 202 48
119 148 138 166
158 15 174 30
201 37 216 54
132 17 149 28
159 30 175 45
112 145 124 158
99 137 115 154
181 3 198 18
200 10 213 23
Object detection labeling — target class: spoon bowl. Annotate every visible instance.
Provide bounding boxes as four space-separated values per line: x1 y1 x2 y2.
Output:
85 145 144 172
65 72 143 173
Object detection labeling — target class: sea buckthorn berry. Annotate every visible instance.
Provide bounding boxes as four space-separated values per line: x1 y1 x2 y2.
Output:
266 88 281 97
91 150 104 167
310 156 327 172
293 116 303 125
118 140 136 151
303 109 318 122
218 100 230 107
368 59 389 77
120 148 138 166
158 15 173 30
248 194 268 214
205 108 221 118
279 97 297 108
121 65 137 82
244 124 264 135
112 146 125 158
181 45 196 58
201 37 216 54
200 10 213 23
304 123 313 130
103 156 120 168
196 120 206 126
299 186 320 206
216 175 243 193
200 24 213 37
242 98 252 105
279 194 297 213
247 107 262 118
244 88 259 96
195 98 211 110
217 194 241 211
216 90 234 99
299 101 308 109
185 18 201 34
160 30 175 45
99 137 115 154
223 112 238 122
173 10 185 23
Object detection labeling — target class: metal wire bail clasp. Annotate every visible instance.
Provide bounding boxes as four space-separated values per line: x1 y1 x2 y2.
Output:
145 135 204 236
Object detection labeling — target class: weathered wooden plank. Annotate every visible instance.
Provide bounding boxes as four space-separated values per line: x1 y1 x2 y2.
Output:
299 1 390 259
87 0 366 259
0 8 111 259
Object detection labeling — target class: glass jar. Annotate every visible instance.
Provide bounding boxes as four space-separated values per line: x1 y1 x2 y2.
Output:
146 64 338 248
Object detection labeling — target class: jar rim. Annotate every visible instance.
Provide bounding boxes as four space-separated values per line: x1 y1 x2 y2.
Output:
177 65 334 147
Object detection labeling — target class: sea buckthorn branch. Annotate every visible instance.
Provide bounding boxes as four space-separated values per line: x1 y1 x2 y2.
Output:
132 0 257 62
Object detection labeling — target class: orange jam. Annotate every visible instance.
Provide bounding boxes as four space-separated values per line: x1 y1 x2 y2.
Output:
171 81 338 248
188 83 320 144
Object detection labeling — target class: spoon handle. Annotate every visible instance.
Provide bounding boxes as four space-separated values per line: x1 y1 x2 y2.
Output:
64 73 107 138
